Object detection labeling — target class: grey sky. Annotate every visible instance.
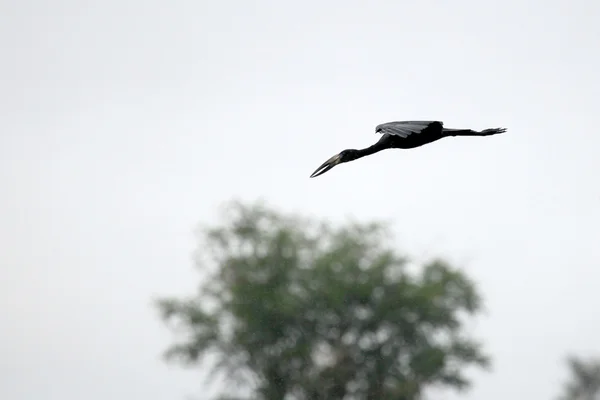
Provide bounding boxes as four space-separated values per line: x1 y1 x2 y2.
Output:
1 0 599 399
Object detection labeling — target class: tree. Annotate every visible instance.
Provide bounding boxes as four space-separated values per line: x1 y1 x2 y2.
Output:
156 200 490 400
558 355 600 400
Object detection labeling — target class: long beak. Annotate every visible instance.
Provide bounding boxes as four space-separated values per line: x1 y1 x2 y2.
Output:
310 154 341 178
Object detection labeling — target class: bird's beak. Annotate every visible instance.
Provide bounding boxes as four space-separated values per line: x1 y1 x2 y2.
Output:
310 153 341 178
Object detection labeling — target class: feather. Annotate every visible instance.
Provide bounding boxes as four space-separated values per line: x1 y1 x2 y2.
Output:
375 121 441 138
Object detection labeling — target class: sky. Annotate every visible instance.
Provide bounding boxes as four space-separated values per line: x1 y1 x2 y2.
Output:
1 0 599 399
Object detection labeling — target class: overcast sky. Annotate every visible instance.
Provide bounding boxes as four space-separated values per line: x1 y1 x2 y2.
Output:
1 0 599 399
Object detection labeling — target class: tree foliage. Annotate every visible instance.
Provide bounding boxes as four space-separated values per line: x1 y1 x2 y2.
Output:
558 355 600 400
156 200 490 399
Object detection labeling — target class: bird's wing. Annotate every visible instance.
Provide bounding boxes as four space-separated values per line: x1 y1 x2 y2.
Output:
375 121 442 138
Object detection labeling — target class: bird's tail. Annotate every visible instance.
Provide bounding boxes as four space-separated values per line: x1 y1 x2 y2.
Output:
443 127 507 136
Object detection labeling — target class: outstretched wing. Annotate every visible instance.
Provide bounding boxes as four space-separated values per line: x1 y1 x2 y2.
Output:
375 120 443 138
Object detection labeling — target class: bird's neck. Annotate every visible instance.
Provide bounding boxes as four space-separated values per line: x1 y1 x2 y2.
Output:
354 143 385 159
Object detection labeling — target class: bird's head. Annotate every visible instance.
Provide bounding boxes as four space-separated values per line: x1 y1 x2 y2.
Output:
309 149 360 178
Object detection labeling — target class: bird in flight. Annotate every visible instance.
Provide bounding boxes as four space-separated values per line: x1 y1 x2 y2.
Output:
309 120 506 178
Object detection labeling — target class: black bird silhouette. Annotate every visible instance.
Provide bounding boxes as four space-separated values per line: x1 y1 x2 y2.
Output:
309 120 506 178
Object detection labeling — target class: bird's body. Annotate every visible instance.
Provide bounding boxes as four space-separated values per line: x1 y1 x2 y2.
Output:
309 120 506 178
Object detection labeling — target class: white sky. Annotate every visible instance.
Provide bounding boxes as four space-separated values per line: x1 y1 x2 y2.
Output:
1 0 599 399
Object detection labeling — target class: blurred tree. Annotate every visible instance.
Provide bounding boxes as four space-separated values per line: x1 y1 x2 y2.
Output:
558 355 600 400
156 200 490 400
